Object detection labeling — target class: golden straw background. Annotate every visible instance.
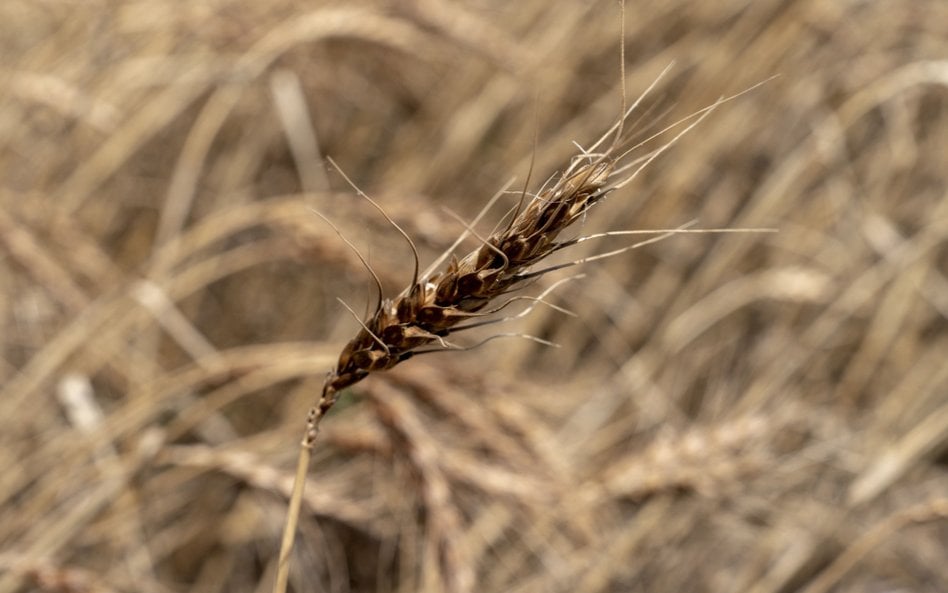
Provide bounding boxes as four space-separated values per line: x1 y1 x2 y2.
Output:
1 1 946 592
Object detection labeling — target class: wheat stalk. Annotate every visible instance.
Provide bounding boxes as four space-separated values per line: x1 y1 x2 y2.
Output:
271 75 775 592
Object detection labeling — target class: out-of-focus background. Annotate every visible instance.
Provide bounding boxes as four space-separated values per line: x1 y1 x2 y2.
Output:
2 1 947 592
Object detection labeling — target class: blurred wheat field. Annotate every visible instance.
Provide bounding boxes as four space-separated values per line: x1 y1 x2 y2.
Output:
2 1 947 592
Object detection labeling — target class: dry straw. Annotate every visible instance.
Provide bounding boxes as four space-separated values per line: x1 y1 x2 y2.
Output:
3 1 946 591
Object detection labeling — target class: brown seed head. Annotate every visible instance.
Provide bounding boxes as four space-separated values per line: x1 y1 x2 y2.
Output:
322 156 616 397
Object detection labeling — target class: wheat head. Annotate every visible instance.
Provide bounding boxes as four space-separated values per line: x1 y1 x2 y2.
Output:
306 152 617 445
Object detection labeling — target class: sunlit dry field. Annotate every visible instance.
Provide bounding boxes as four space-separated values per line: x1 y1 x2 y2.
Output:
1 1 947 592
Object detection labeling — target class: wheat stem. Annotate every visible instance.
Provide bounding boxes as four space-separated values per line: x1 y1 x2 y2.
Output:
272 433 313 593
